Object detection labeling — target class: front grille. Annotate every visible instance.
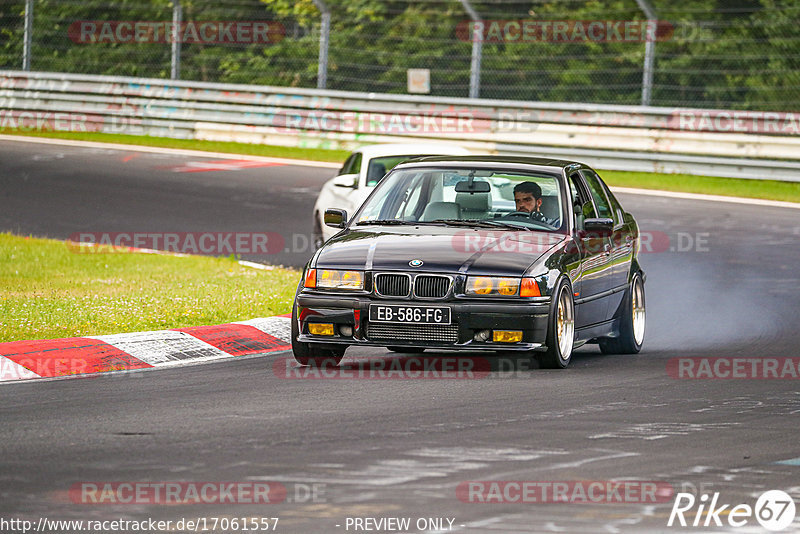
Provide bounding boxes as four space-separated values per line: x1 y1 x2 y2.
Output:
375 273 410 297
366 322 459 343
414 275 451 298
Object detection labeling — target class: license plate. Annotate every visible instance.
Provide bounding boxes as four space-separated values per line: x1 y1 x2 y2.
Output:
369 304 451 325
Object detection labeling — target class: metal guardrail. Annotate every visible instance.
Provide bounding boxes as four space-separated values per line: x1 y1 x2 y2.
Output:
1 70 799 181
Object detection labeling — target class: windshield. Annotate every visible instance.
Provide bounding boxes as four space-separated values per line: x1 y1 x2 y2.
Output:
365 155 423 186
352 166 565 232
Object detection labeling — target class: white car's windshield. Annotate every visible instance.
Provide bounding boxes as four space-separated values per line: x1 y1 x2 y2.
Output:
353 167 565 231
365 155 439 186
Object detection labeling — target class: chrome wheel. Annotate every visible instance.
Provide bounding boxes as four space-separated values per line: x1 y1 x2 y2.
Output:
556 286 575 361
632 277 646 346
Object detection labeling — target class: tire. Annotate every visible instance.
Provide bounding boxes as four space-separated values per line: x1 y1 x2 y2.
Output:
599 272 645 355
312 215 325 250
538 278 575 369
291 300 345 366
387 347 425 353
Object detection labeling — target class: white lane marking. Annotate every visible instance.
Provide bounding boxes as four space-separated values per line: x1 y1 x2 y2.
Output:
235 316 291 343
0 355 39 381
0 134 341 169
589 422 739 440
612 186 800 209
90 330 230 365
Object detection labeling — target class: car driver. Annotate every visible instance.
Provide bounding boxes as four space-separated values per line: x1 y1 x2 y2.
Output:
513 181 557 225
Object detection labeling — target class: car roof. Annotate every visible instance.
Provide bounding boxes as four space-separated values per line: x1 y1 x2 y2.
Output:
354 143 470 159
394 155 585 171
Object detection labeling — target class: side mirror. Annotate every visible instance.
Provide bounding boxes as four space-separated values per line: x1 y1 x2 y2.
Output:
581 218 614 238
324 208 348 229
332 174 358 188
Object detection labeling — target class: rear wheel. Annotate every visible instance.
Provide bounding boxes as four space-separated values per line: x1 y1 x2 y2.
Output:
599 272 645 354
538 279 575 369
291 301 345 366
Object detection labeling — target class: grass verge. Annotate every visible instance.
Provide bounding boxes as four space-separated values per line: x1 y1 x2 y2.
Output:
600 169 800 204
1 129 798 203
0 233 299 343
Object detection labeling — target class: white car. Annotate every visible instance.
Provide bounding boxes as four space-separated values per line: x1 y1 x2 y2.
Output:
312 143 470 248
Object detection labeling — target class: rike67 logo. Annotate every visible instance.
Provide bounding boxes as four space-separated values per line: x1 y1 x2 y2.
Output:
668 490 796 531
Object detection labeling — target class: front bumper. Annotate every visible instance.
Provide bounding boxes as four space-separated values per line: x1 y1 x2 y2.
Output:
295 292 551 352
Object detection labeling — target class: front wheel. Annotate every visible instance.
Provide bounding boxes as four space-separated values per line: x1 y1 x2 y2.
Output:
538 279 575 369
291 301 345 366
312 216 325 250
599 272 645 354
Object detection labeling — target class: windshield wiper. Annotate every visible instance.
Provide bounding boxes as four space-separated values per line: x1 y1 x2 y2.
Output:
431 219 531 230
355 219 415 225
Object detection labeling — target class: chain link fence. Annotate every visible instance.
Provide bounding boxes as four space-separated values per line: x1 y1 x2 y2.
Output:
1 0 798 111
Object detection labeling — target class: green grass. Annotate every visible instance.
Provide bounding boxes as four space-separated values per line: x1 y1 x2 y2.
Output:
2 129 798 203
600 169 800 203
0 129 351 163
0 233 299 343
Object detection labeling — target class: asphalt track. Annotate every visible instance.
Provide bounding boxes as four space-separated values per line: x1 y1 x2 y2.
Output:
1 139 800 533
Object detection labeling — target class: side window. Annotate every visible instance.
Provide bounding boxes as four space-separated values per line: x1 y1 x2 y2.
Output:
598 174 625 224
569 173 595 218
581 170 614 221
339 152 362 175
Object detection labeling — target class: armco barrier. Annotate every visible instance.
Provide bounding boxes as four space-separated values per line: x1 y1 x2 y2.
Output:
1 70 799 181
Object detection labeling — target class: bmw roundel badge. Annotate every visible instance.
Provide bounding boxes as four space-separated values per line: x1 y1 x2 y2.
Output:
409 259 424 267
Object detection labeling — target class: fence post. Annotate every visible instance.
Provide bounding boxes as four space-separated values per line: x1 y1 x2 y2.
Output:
312 0 330 90
459 0 482 99
171 0 182 80
635 0 656 106
22 0 33 70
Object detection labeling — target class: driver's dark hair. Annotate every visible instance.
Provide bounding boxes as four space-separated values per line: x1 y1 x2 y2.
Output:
513 181 542 199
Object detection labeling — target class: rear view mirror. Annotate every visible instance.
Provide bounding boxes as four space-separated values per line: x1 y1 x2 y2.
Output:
455 180 490 193
324 208 348 228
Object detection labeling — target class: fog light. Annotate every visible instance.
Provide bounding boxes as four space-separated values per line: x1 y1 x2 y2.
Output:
309 323 335 336
493 330 523 343
473 329 491 342
339 325 353 337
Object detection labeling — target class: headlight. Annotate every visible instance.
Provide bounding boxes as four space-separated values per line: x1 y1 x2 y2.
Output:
306 269 364 290
465 276 542 297
466 276 519 296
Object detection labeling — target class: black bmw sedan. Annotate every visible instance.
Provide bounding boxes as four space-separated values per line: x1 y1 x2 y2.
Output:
292 156 645 369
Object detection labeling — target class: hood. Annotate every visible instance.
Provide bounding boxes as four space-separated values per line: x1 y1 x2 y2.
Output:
315 226 567 276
